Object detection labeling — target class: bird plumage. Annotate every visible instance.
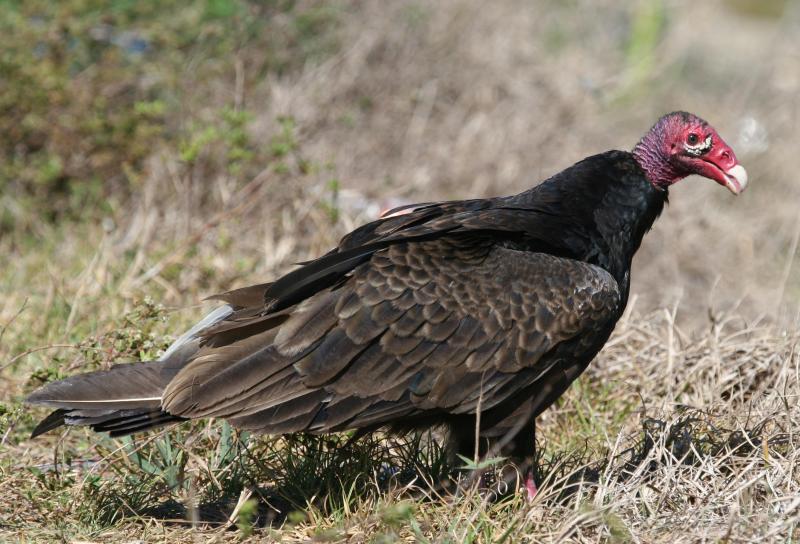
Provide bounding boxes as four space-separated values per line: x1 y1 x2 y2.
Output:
27 113 745 483
27 151 656 443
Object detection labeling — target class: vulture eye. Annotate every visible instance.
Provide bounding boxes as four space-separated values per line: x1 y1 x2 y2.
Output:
687 133 699 145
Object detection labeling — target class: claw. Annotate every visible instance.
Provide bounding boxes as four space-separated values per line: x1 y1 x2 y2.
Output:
524 473 537 500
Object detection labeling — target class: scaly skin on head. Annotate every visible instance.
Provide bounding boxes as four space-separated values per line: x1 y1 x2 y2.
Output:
632 111 748 194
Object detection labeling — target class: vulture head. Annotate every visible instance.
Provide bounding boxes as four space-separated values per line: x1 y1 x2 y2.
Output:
633 111 748 194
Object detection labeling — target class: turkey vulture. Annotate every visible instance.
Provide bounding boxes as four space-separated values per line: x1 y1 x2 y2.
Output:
27 111 747 496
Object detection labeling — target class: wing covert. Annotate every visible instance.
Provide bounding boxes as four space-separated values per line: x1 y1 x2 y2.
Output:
162 234 621 434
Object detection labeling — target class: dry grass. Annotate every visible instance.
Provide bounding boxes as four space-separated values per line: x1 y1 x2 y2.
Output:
2 0 800 542
3 304 799 542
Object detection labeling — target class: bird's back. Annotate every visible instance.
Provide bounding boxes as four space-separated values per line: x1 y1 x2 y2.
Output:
27 149 665 440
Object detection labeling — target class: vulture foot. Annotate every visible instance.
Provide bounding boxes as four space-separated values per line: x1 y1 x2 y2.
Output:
454 459 538 503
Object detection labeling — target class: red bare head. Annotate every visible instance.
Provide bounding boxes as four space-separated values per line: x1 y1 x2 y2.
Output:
632 111 748 194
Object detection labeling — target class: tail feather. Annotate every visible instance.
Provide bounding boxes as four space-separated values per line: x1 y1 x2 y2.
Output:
26 304 234 437
31 408 187 438
91 410 186 437
30 409 69 438
27 357 185 438
27 360 176 409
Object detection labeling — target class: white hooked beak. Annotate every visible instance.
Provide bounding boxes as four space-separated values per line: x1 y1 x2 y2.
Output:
722 164 748 195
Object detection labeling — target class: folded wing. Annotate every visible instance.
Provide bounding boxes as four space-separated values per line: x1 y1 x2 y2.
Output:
28 200 619 438
161 234 620 435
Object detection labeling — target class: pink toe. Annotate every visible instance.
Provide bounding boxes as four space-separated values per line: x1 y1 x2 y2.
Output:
525 475 537 500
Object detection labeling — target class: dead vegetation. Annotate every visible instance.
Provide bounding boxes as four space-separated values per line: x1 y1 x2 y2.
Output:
3 306 800 542
1 0 799 542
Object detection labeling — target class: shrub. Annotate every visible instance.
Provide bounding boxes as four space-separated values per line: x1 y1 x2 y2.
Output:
0 0 340 228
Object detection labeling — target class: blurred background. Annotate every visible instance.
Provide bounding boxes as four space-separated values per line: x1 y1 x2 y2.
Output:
1 0 798 343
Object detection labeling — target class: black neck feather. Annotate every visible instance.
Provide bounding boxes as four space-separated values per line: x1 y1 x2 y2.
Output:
509 150 667 295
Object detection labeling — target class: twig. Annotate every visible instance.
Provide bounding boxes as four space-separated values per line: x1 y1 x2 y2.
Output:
776 209 800 315
0 297 27 348
64 235 106 336
474 371 485 467
1 344 81 372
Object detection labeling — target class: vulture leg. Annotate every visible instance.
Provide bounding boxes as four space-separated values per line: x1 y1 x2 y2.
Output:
525 421 538 499
483 418 538 502
449 409 539 501
515 420 538 500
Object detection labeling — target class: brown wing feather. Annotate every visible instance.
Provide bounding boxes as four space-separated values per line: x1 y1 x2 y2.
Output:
160 234 619 436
